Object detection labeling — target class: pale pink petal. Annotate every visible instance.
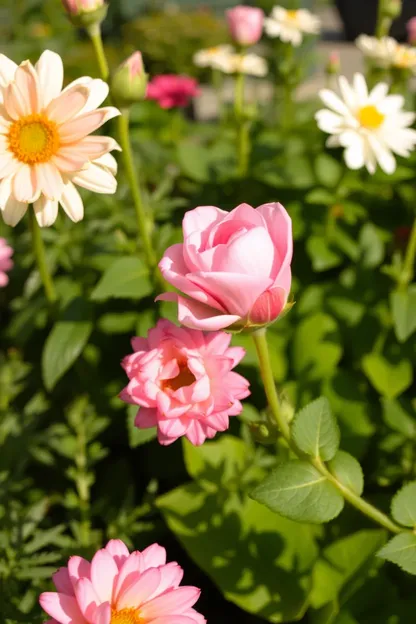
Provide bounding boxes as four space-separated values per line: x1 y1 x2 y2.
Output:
134 407 158 428
68 556 91 588
93 153 117 175
35 50 64 107
52 150 89 173
13 164 40 203
63 136 120 161
63 77 109 113
52 568 74 596
140 587 201 619
59 181 84 222
1 193 28 226
214 226 275 277
0 153 20 178
72 163 116 194
92 603 111 624
39 592 85 624
4 81 30 119
113 553 142 602
151 617 202 624
182 205 227 240
151 562 184 597
140 543 167 569
33 196 59 227
157 417 188 439
74 578 100 622
256 202 293 284
0 54 17 87
59 108 120 143
36 162 64 200
185 420 208 446
116 568 162 610
47 85 90 124
90 549 118 603
105 540 130 567
249 286 287 326
156 293 241 331
14 61 41 113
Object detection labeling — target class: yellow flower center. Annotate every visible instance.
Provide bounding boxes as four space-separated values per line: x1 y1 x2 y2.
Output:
357 105 385 130
8 114 60 165
286 10 299 21
394 48 415 68
162 362 196 392
110 608 143 624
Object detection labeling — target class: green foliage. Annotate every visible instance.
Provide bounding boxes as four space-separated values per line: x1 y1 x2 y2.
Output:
362 353 413 399
251 460 344 524
390 285 416 343
91 256 152 301
291 397 340 461
327 451 364 497
378 533 416 575
391 482 416 528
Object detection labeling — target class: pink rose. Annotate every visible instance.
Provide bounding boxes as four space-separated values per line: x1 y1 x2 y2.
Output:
40 539 205 624
158 202 292 331
226 5 264 46
0 238 13 287
146 75 200 109
407 16 416 45
120 319 250 446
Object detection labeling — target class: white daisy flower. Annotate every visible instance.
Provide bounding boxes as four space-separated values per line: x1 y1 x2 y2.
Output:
193 45 234 72
227 53 268 77
316 73 416 174
356 35 416 73
0 50 120 228
264 6 321 46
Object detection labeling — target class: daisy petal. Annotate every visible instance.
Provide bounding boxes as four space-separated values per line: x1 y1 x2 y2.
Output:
13 164 40 203
47 85 90 124
1 193 28 226
0 54 17 87
63 77 109 112
36 162 64 200
60 181 84 222
33 196 59 227
72 163 117 194
35 50 64 107
59 107 120 143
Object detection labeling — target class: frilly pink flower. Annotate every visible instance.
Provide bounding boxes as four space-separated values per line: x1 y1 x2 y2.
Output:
146 75 200 109
226 5 264 46
39 539 205 624
157 202 293 331
0 238 13 287
120 319 250 446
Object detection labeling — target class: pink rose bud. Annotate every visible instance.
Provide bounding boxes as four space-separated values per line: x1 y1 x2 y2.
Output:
326 51 340 75
226 5 264 46
158 202 293 331
62 0 107 28
120 319 250 446
407 16 416 44
40 539 206 624
111 51 148 107
0 238 13 287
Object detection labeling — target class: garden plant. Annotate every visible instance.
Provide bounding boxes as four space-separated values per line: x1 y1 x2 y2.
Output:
1 0 416 622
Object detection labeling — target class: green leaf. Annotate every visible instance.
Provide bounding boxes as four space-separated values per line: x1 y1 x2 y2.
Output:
391 482 416 527
306 188 336 205
42 298 93 391
306 236 343 272
177 140 210 182
390 285 416 343
293 313 343 381
127 405 157 447
157 483 318 622
327 451 364 496
382 399 416 438
359 223 385 268
378 533 416 574
91 257 152 301
251 460 344 524
362 353 413 399
291 397 340 461
314 153 343 188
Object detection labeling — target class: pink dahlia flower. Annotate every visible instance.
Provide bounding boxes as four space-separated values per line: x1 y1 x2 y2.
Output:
158 202 292 331
146 75 200 109
0 237 13 286
39 539 205 624
226 5 264 46
120 319 250 446
0 50 120 227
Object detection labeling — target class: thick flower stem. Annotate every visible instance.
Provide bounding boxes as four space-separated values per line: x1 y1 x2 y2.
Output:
234 70 249 177
86 23 109 81
252 328 403 534
117 110 157 270
399 215 416 289
29 209 57 306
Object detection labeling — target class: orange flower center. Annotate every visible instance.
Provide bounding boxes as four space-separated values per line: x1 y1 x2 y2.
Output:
357 105 385 130
8 114 60 164
110 608 143 624
286 10 299 21
394 48 415 68
162 362 196 391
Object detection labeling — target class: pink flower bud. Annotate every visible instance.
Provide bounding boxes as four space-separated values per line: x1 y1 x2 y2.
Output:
62 0 104 15
226 5 264 46
407 16 416 45
326 51 340 75
111 52 148 107
249 287 287 327
0 238 13 287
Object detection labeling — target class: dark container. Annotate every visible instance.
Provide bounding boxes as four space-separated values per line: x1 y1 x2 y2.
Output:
334 0 416 41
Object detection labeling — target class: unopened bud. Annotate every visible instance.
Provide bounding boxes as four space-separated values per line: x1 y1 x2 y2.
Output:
62 0 108 28
326 51 340 75
381 0 402 20
250 422 279 445
407 16 416 45
111 52 148 107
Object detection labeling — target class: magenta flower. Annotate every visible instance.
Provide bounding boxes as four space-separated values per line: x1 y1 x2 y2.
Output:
0 238 13 287
158 203 293 331
146 75 200 109
120 319 250 446
226 5 264 46
39 539 205 624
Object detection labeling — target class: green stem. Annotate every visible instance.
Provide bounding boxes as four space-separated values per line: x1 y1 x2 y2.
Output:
28 209 57 305
86 23 109 81
399 216 416 289
117 110 157 270
234 70 250 177
252 328 403 535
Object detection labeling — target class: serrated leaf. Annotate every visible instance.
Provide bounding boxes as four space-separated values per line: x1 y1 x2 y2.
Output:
292 397 340 461
362 353 413 400
251 460 344 524
382 399 416 438
391 482 416 527
127 405 157 447
378 533 416 574
327 451 364 496
41 298 93 391
390 286 416 343
91 257 152 301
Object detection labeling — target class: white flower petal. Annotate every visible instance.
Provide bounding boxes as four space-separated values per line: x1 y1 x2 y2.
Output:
93 152 118 175
33 196 59 227
319 88 350 115
72 162 117 194
1 193 28 226
13 164 40 203
59 181 84 222
0 54 17 88
63 77 109 114
35 50 64 107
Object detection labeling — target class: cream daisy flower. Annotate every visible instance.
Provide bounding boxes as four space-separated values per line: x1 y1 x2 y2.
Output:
0 50 120 227
356 35 416 73
193 45 234 72
224 53 268 77
316 73 416 174
264 6 321 46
